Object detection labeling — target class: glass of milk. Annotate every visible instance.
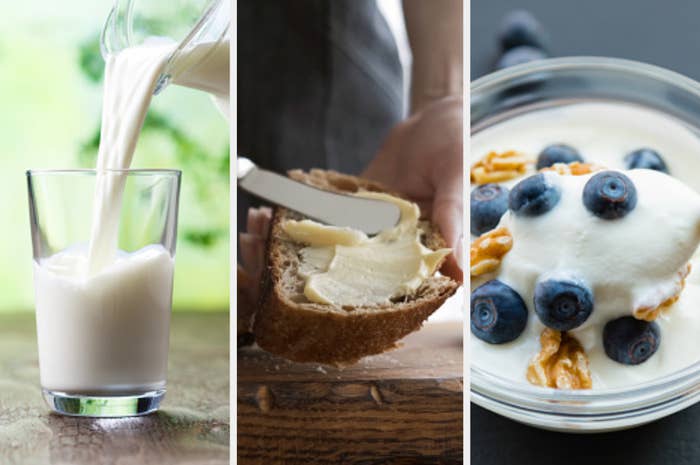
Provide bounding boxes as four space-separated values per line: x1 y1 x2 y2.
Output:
27 169 181 417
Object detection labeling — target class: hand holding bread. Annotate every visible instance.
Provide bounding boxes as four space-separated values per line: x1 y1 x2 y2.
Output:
363 96 464 282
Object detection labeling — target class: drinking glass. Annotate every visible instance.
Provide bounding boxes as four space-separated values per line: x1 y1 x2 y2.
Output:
27 169 181 417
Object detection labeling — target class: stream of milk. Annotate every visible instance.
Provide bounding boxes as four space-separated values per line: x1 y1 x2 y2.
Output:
87 38 229 273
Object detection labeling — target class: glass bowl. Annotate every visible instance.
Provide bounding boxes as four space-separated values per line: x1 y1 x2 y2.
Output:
471 56 700 432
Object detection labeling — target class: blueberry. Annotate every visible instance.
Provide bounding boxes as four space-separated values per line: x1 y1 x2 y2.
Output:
533 279 594 331
536 144 583 169
499 10 548 51
471 184 509 236
582 171 637 220
495 46 547 71
624 148 669 173
471 280 528 344
603 316 660 365
508 173 561 217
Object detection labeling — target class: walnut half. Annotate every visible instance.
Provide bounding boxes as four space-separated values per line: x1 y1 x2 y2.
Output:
539 161 604 176
470 150 531 184
634 263 692 321
527 328 592 390
470 227 513 277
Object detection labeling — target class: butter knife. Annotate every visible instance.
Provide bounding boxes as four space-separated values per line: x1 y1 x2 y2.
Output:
237 157 401 235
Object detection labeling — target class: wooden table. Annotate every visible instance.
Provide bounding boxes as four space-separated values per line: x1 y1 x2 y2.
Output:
0 312 229 465
238 321 463 464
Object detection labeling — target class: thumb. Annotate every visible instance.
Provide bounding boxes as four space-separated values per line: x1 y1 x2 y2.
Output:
431 173 463 283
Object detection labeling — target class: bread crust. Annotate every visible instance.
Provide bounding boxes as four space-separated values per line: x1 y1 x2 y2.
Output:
252 169 460 365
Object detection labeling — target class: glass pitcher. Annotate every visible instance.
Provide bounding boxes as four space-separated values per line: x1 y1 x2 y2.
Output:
101 0 230 115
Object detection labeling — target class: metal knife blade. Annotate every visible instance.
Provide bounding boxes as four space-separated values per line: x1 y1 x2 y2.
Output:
237 157 401 234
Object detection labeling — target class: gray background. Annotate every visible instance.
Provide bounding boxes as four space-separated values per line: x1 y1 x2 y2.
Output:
472 0 700 80
471 1 700 464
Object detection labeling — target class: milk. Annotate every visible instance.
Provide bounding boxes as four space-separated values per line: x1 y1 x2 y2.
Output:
35 246 174 393
87 41 175 274
34 38 228 394
87 38 229 273
172 40 230 116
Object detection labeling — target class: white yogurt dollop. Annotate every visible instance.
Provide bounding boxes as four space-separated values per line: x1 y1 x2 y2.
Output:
471 102 700 389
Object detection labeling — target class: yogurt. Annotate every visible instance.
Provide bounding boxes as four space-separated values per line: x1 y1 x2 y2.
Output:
471 102 700 389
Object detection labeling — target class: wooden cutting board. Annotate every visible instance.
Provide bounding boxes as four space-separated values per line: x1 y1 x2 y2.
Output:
237 321 463 464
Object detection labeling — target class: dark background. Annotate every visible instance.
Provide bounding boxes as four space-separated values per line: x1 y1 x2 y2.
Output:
471 0 700 81
471 1 700 464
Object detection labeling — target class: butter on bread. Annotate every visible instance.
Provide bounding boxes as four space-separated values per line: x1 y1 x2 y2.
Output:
253 169 460 365
281 192 451 307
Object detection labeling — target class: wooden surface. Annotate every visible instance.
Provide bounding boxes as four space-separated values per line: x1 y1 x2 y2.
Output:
0 312 229 465
237 321 463 464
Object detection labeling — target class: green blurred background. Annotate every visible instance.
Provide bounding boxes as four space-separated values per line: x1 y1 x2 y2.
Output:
1 1 229 312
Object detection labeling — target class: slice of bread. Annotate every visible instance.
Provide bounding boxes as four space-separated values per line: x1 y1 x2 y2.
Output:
252 169 460 365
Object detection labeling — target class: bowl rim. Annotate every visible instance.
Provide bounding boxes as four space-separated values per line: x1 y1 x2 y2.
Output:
472 55 700 97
